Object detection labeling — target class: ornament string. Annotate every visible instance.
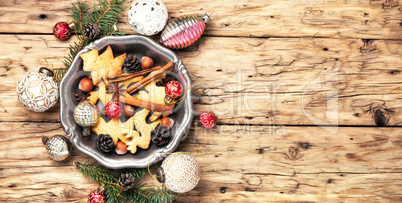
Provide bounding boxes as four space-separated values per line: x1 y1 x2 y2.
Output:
147 152 191 179
100 180 123 196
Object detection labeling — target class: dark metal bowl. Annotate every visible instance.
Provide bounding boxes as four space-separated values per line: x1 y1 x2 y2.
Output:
60 35 193 169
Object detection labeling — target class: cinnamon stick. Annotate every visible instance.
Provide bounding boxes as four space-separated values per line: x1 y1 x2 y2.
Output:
120 94 173 113
108 66 162 83
127 62 174 94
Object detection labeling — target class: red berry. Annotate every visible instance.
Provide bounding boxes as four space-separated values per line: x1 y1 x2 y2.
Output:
199 111 216 129
105 101 123 118
165 81 183 99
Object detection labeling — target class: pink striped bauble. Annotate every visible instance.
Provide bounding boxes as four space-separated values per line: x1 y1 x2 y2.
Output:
160 14 210 49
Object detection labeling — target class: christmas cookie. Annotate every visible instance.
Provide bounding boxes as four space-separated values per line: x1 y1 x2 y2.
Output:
91 117 132 144
136 75 170 121
79 45 126 86
86 80 112 105
124 109 160 154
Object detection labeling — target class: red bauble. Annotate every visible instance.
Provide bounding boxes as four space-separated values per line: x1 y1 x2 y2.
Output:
88 187 105 203
105 101 123 118
53 22 72 40
199 111 216 129
165 81 183 99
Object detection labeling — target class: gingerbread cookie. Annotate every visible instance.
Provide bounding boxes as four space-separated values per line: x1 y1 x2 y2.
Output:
91 117 132 144
86 80 113 106
125 109 160 154
79 45 126 86
136 75 171 120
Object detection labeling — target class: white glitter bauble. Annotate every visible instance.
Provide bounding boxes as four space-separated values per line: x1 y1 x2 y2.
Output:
161 153 201 193
16 68 59 112
128 0 168 35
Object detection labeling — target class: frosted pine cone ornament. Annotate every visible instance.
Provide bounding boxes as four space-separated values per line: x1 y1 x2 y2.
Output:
160 14 211 49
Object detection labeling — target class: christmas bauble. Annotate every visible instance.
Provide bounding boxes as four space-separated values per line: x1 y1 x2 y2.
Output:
16 67 59 112
128 0 168 35
42 135 72 161
158 153 201 193
53 22 72 40
199 111 216 129
88 187 105 203
160 14 210 49
105 101 123 118
165 81 183 99
74 100 100 137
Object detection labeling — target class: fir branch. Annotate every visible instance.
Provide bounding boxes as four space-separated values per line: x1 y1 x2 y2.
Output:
75 161 176 203
57 0 125 81
70 0 90 33
62 36 88 69
148 186 177 203
75 161 118 183
105 185 124 203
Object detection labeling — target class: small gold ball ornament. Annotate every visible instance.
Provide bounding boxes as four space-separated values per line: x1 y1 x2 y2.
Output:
157 153 201 193
16 67 59 112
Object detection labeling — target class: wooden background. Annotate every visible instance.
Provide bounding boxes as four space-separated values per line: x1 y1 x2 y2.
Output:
1 0 401 202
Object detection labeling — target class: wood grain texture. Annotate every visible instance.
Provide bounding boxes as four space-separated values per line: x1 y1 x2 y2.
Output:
0 0 401 39
1 35 402 126
0 122 401 202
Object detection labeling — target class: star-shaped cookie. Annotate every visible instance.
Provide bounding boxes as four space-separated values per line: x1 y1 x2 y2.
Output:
124 109 161 154
91 117 132 144
79 45 126 86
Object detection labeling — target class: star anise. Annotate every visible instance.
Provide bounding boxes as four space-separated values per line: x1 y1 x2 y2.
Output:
156 76 178 86
74 90 90 101
107 82 125 100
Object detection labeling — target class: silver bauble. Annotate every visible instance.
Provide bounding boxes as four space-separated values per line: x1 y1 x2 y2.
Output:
42 135 72 161
157 153 201 193
73 100 100 137
16 67 59 112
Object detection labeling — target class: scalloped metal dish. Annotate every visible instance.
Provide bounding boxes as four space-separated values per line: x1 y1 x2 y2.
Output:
60 35 193 169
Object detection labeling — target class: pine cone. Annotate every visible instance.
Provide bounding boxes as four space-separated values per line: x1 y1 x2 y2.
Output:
151 124 171 146
122 55 141 73
82 23 101 40
118 173 136 191
156 76 177 86
96 134 114 153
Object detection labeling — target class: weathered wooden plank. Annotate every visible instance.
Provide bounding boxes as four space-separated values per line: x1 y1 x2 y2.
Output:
1 35 401 126
0 122 401 202
0 0 401 39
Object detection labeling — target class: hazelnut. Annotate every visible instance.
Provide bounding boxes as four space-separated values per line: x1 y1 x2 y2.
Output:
124 105 135 117
115 141 128 155
141 56 154 69
79 78 93 92
161 117 174 129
